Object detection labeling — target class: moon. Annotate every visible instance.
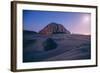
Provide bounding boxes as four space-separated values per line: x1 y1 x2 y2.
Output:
84 16 89 21
82 15 90 23
83 15 90 22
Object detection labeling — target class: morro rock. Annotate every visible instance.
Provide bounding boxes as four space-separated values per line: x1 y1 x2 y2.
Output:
39 22 70 35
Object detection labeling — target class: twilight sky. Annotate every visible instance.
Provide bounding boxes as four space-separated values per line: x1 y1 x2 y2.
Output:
23 10 91 35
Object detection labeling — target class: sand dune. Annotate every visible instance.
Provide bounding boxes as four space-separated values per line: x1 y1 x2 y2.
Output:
23 30 90 62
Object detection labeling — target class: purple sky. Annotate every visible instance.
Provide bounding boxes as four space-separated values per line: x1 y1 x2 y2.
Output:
23 10 91 35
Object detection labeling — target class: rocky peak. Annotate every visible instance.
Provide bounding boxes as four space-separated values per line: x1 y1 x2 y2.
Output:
39 22 70 35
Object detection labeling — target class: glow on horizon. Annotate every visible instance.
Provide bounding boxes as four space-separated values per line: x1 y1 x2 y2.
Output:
23 10 91 35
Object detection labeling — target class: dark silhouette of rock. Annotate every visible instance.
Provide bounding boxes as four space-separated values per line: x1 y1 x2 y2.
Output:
39 22 70 35
23 30 37 35
43 38 58 51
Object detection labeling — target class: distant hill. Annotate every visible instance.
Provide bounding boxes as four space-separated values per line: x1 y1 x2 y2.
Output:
39 22 71 35
23 30 38 40
23 30 37 35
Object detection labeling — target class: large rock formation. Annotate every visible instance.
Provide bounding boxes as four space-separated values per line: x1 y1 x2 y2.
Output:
39 22 70 35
